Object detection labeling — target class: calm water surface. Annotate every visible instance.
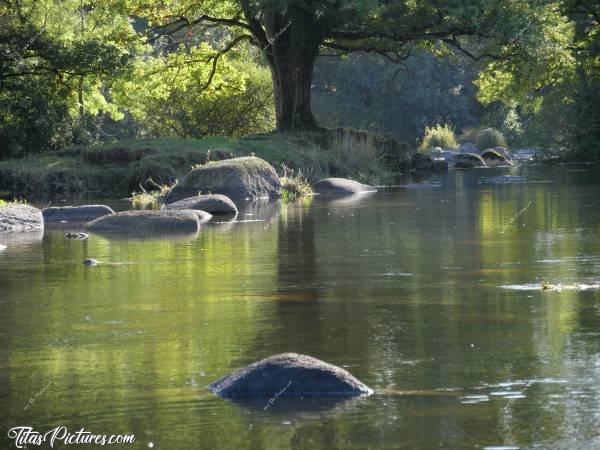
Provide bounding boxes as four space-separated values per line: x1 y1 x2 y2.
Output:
1 165 600 449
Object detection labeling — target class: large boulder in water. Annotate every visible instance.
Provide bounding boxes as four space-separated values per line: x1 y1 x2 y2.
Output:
209 353 373 398
84 210 200 234
165 156 281 203
43 205 114 222
313 178 376 196
0 204 44 232
165 194 237 215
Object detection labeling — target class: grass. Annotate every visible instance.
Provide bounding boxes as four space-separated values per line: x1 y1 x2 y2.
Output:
0 130 410 199
419 124 458 151
130 179 174 209
475 127 507 150
279 166 313 201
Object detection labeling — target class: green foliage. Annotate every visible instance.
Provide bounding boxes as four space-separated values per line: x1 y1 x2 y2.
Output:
475 128 507 149
419 124 458 151
112 45 274 138
279 166 313 200
313 52 482 143
130 180 173 209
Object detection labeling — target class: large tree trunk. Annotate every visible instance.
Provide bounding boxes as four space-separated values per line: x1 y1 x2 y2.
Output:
262 6 322 131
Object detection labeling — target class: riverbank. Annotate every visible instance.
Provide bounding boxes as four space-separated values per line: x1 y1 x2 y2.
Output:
0 130 415 200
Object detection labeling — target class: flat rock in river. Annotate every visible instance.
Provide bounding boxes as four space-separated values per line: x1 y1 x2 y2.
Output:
0 204 44 232
165 157 281 203
313 178 377 196
209 353 373 398
165 194 237 215
84 210 200 234
43 205 114 222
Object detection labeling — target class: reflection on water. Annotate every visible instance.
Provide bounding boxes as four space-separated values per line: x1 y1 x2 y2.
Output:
1 165 600 449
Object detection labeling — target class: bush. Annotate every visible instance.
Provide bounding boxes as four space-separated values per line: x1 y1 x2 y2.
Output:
279 166 313 200
419 124 458 151
475 127 507 150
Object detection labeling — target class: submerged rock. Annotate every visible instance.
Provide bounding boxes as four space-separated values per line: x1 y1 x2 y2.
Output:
480 149 513 167
482 175 526 185
165 194 238 215
84 210 200 234
313 178 376 196
65 232 89 240
209 353 373 398
0 204 44 232
399 182 442 190
453 153 487 169
165 156 281 203
411 153 448 172
43 205 114 222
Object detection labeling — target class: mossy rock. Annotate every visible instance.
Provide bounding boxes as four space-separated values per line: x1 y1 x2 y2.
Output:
165 156 281 203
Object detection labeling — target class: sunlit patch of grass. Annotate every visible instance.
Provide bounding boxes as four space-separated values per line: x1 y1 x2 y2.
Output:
419 123 458 151
130 179 174 209
0 198 28 207
279 166 313 201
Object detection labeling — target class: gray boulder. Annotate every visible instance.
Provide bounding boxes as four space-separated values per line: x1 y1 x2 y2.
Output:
85 210 200 234
43 205 114 222
165 156 281 203
189 210 213 224
453 153 487 169
0 204 44 232
313 178 376 196
209 353 373 398
165 194 238 215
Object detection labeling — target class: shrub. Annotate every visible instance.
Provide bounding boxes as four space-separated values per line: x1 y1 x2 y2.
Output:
279 166 313 200
475 127 507 150
419 124 458 151
459 127 478 142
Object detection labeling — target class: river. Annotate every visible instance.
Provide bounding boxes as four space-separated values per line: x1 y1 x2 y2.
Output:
1 164 599 449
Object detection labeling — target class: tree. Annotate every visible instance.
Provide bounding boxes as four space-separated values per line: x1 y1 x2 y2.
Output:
0 1 135 154
136 0 561 132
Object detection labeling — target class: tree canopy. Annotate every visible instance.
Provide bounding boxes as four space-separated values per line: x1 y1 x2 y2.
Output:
0 0 598 158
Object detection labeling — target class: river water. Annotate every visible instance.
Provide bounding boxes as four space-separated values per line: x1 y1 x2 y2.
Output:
1 165 599 449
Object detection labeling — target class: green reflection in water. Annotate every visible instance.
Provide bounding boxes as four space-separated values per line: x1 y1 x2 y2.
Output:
1 166 600 449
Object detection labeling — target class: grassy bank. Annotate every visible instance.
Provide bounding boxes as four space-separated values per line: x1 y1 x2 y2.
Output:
0 130 412 200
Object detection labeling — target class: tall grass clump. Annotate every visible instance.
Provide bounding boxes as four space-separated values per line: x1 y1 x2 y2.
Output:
475 127 507 150
328 128 390 184
419 124 458 151
130 179 173 209
279 166 313 201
